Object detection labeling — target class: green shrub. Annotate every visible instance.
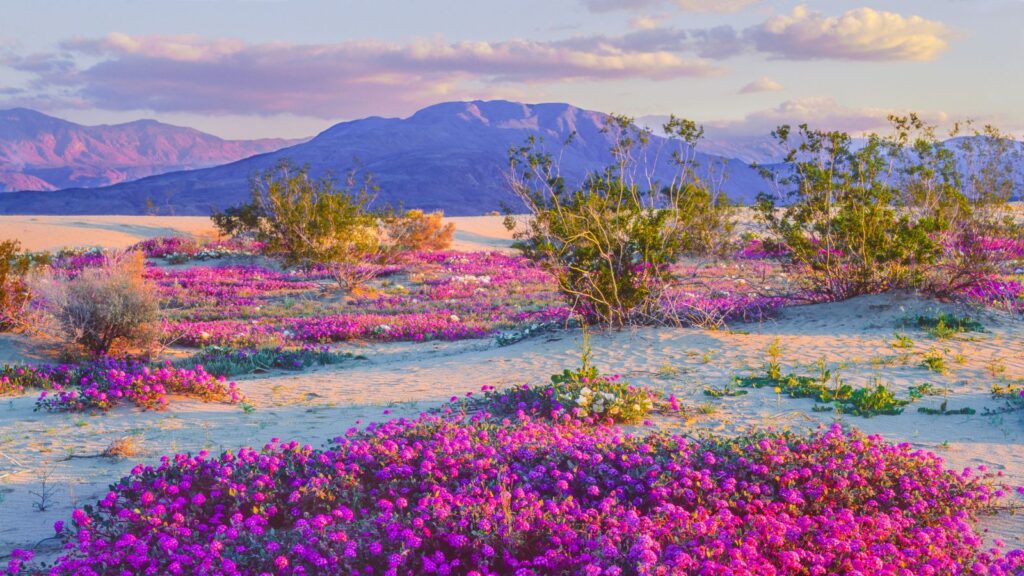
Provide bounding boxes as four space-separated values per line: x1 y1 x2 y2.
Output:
507 115 735 326
212 160 383 289
756 124 937 300
757 115 1022 301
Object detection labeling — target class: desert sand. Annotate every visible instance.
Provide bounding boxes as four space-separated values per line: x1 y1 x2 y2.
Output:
0 215 517 253
0 216 1021 559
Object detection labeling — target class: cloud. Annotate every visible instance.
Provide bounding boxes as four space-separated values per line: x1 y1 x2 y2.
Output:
750 5 954 61
10 34 720 118
629 16 662 31
582 0 763 13
707 97 950 137
738 76 783 94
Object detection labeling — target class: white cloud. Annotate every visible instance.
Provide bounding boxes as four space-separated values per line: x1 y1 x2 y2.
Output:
738 76 783 94
750 5 954 61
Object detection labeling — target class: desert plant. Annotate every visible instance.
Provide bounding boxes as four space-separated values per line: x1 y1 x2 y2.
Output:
382 209 455 252
921 349 948 374
0 240 44 332
212 160 384 289
756 123 938 300
32 252 159 356
507 114 736 326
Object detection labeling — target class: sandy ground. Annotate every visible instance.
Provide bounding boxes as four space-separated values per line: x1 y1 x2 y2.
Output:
0 215 517 253
0 214 1022 560
1 293 1022 557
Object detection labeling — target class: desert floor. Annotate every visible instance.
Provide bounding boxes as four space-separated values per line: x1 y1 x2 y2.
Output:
0 216 1021 557
0 215 518 253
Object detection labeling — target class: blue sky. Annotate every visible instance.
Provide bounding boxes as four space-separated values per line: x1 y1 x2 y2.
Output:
1 0 1021 139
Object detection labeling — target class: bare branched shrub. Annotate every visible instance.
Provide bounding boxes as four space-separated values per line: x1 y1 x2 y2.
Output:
102 436 141 459
507 115 736 326
32 251 159 356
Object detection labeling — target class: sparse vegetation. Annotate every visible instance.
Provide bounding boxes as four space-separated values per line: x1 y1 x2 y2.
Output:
0 240 41 332
31 251 159 356
507 115 736 326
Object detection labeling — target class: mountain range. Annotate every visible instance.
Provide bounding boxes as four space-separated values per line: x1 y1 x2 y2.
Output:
0 108 302 192
0 101 768 216
0 101 1019 216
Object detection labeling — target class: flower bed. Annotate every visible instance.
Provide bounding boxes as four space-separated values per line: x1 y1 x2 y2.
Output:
1 358 242 412
15 416 1023 575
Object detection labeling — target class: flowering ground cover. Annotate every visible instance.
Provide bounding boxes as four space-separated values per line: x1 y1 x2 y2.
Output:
0 358 242 412
8 410 1023 575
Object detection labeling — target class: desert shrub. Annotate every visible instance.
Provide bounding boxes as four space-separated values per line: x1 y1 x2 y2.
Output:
756 124 938 300
212 160 383 289
888 116 1023 296
508 115 736 326
759 116 1023 301
0 240 37 331
383 209 455 252
32 251 159 356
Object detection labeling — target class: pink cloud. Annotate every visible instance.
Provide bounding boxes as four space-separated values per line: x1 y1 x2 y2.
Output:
19 34 719 118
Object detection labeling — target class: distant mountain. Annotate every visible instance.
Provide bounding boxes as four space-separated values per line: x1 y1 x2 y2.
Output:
0 101 770 216
0 108 303 192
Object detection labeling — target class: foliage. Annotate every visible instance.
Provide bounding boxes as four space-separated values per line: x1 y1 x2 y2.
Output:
0 239 41 332
211 160 383 289
454 330 664 424
177 345 361 377
756 114 1022 301
507 114 736 326
31 251 159 356
383 209 455 252
735 361 913 417
905 312 985 337
922 349 949 374
756 123 937 300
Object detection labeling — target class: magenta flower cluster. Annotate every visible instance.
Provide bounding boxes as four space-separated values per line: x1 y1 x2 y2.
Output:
14 415 1023 575
131 236 265 260
2 358 242 412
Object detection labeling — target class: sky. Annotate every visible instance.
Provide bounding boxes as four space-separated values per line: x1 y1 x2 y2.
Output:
1 0 1022 140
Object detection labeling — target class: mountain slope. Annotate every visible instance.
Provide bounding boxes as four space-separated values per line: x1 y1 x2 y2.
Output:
0 108 302 191
0 101 769 215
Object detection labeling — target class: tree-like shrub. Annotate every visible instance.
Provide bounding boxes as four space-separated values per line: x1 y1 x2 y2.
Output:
32 251 158 356
507 115 736 326
758 116 1023 301
756 124 939 300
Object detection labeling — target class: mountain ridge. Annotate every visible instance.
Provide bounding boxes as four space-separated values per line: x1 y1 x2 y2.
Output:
0 100 769 215
0 108 304 191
